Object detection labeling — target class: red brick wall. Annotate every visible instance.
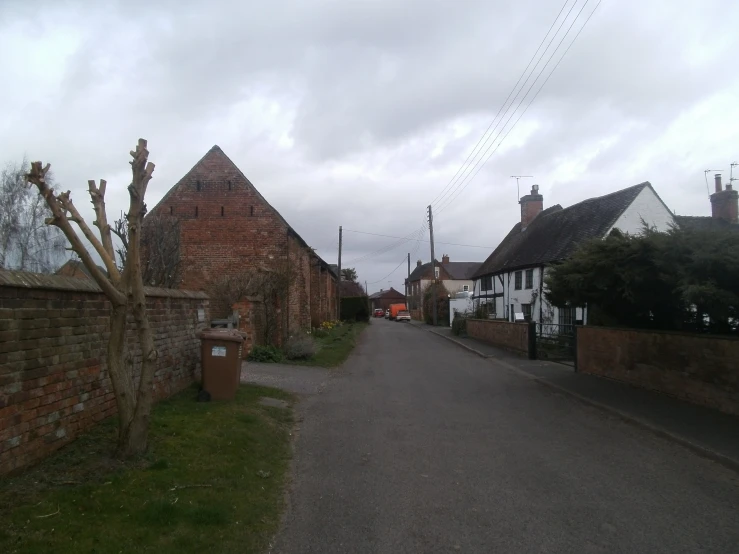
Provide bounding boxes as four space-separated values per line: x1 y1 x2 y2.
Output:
0 271 209 475
467 319 529 355
577 326 739 415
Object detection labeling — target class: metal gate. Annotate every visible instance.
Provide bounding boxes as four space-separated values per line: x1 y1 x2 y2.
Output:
535 323 575 364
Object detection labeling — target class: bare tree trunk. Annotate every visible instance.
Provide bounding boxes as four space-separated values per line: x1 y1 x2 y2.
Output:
107 304 136 452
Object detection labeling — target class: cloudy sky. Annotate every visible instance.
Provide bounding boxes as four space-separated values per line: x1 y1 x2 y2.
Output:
2 0 738 293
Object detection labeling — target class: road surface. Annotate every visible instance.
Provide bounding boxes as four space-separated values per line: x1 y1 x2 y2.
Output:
272 319 739 553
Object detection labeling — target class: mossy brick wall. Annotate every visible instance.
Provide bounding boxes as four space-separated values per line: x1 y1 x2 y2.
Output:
0 270 209 475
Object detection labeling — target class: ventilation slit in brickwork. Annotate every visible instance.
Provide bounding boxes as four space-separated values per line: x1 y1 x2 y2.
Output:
170 206 173 215
195 206 198 217
228 180 232 190
196 180 201 191
250 206 254 216
221 206 224 216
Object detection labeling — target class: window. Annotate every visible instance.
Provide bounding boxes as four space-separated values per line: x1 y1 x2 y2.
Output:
463 285 469 292
522 303 532 321
487 275 494 291
559 306 576 327
514 271 522 290
525 269 534 289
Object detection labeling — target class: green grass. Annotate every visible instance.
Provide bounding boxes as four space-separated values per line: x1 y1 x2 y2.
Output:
292 321 367 368
0 384 294 554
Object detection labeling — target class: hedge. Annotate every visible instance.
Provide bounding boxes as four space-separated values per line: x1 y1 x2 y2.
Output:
340 296 370 322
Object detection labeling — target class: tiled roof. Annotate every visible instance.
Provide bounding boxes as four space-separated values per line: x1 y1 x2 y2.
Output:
675 215 739 232
408 261 481 282
473 182 652 278
368 287 406 299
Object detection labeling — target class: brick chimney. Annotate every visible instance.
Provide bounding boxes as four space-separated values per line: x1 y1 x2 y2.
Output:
417 259 422 267
710 173 738 224
520 184 543 227
442 254 450 265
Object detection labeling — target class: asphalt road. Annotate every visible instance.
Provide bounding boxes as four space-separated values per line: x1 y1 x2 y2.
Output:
273 319 739 553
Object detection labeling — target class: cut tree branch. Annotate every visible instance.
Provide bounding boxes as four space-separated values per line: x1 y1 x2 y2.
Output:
26 162 125 305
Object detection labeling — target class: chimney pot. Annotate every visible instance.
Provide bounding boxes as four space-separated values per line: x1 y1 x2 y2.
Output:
417 260 422 267
715 173 723 193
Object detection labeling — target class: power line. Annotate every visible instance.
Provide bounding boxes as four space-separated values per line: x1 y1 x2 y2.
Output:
435 0 587 215
368 255 408 285
343 228 494 249
436 0 601 216
428 0 573 210
344 225 427 265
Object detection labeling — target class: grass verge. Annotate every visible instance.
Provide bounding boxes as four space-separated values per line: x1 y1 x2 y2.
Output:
0 384 294 554
295 321 367 368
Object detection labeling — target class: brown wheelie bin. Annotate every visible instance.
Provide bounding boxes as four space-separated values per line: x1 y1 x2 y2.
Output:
197 329 246 400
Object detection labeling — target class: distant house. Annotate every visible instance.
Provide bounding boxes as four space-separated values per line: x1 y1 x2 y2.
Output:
368 287 406 312
472 182 676 325
55 259 106 281
406 255 481 316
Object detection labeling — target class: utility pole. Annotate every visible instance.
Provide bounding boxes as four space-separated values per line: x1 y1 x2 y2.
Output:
510 175 533 201
337 226 342 320
406 252 410 310
427 205 437 326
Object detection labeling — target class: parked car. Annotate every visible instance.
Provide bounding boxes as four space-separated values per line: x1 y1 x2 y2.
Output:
396 310 411 322
373 308 384 318
384 309 390 319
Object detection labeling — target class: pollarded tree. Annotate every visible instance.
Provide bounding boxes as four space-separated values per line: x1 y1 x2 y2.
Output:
26 139 159 457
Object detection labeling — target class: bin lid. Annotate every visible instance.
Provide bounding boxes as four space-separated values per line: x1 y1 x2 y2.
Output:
197 328 246 343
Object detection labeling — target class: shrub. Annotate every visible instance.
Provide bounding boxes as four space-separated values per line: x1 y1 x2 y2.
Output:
284 336 318 360
451 316 467 336
248 345 283 363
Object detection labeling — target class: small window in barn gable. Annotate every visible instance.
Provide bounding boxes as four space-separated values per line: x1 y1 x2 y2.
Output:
221 206 224 216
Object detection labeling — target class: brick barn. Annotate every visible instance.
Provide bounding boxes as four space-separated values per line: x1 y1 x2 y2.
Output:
146 145 338 350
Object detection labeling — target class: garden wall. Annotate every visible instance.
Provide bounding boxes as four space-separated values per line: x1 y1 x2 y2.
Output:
466 319 530 356
0 270 209 475
577 326 739 415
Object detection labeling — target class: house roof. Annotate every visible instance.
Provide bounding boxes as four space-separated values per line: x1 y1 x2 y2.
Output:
368 287 406 299
473 182 652 278
55 259 107 279
149 145 337 277
675 215 739 232
408 260 481 282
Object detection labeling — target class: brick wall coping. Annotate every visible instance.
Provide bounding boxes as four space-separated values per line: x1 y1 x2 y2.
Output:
578 324 739 342
0 269 208 299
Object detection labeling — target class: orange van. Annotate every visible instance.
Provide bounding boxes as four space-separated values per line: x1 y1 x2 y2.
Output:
388 303 408 320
